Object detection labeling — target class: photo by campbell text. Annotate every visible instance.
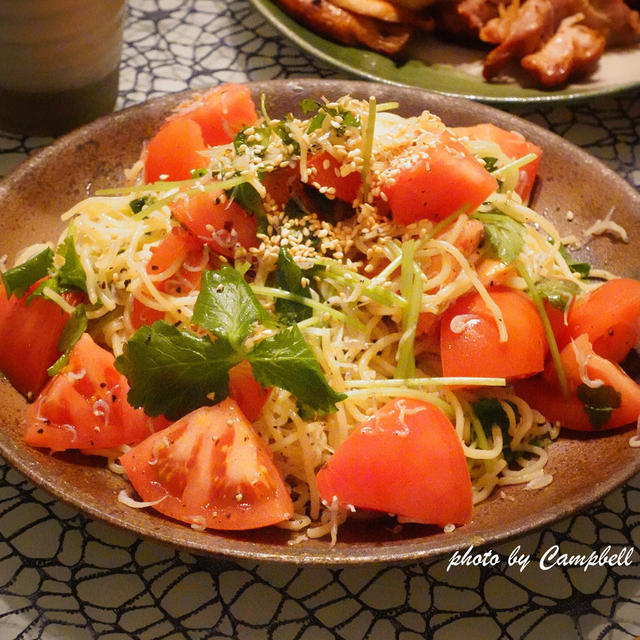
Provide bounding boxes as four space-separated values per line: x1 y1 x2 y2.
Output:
447 544 636 573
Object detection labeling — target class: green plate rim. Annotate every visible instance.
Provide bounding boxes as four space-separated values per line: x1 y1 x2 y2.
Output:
250 0 640 104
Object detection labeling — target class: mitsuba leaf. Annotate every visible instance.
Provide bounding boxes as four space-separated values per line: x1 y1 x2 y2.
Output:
247 325 346 415
129 195 153 213
233 124 272 157
47 305 88 376
535 277 581 310
226 181 268 235
559 244 591 278
576 383 621 429
1 247 54 298
114 322 242 420
274 248 313 324
192 267 271 349
56 236 88 293
472 397 510 437
299 99 360 136
473 212 525 265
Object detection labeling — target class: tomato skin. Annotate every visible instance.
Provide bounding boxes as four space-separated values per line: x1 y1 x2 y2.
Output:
144 118 207 183
441 287 548 380
0 282 75 398
171 84 258 147
170 191 258 258
24 333 167 452
228 360 272 422
119 399 293 531
316 398 472 527
131 227 209 330
564 279 640 363
261 164 300 209
382 130 497 225
307 152 361 203
515 333 640 432
452 123 542 202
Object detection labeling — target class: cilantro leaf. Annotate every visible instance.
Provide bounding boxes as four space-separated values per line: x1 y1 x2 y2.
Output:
56 236 88 293
227 181 268 235
1 247 54 298
114 322 242 420
473 212 525 265
576 383 621 429
247 325 346 415
274 248 313 324
47 305 88 376
192 267 271 349
535 277 581 310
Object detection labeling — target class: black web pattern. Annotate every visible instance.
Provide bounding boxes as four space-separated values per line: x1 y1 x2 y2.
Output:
0 458 639 639
1 1 640 638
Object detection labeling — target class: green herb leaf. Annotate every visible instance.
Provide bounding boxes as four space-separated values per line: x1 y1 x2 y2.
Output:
559 244 591 278
483 157 499 172
233 125 272 157
274 248 313 324
576 383 621 429
472 397 510 437
247 325 346 415
300 98 321 114
47 305 88 376
299 99 360 136
192 267 270 349
274 120 300 155
474 212 525 265
129 195 152 213
1 247 54 298
115 322 242 420
307 112 327 134
57 236 88 293
226 181 268 234
536 277 581 310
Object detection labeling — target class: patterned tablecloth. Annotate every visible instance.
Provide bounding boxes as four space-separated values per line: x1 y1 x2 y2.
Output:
1 1 640 638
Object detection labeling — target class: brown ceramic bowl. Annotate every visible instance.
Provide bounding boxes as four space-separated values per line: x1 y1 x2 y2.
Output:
1 80 639 564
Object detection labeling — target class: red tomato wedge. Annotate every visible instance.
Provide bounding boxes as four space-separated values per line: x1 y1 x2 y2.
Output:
24 333 167 452
119 399 293 531
381 129 497 225
307 151 361 203
261 164 300 209
170 84 258 147
452 123 542 202
0 282 77 398
316 398 472 527
564 278 640 363
131 227 209 329
144 118 207 183
515 334 640 432
228 360 272 422
441 287 547 379
170 191 258 258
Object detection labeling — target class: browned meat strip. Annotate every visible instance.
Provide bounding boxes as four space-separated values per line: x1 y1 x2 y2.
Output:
480 0 555 78
479 0 640 81
521 13 607 85
273 0 414 56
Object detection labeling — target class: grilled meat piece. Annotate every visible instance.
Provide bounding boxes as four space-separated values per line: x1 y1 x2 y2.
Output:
480 0 640 82
273 0 414 56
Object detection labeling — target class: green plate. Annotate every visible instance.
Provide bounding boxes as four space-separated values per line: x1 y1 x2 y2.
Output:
250 0 640 104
